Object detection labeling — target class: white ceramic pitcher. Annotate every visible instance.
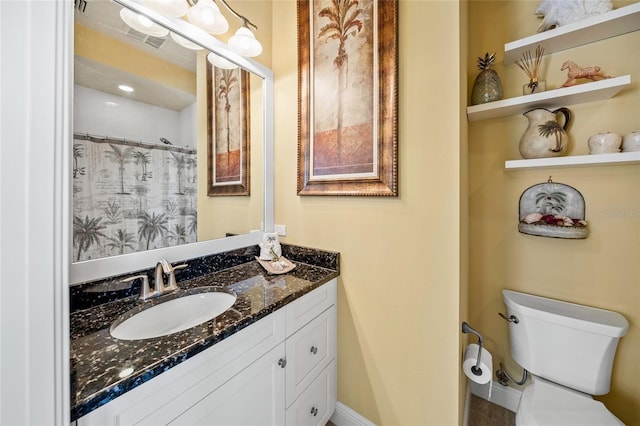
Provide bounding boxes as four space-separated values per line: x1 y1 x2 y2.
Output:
519 107 572 159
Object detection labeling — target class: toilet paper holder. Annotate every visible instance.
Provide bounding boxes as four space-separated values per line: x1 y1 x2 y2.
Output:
461 322 485 376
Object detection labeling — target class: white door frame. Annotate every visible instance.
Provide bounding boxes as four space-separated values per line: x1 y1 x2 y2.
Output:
0 1 71 424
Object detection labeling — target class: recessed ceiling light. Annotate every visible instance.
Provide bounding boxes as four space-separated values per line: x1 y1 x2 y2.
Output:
118 84 134 93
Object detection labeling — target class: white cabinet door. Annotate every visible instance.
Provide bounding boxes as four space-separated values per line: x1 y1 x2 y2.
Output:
167 343 286 426
286 361 336 426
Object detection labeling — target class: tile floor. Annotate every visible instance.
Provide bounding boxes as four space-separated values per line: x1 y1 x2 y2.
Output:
468 394 516 426
326 396 514 426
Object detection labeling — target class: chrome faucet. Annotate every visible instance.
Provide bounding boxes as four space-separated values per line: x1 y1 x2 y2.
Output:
155 259 188 295
122 260 188 301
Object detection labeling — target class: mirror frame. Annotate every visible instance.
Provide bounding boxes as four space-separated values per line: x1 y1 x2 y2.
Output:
70 0 274 284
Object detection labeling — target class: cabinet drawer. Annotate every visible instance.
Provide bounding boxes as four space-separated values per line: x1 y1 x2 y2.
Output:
286 305 336 406
285 360 336 426
286 278 336 337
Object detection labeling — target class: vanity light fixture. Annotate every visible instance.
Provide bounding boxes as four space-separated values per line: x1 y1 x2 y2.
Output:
141 0 263 57
185 0 229 35
228 24 262 57
119 7 169 38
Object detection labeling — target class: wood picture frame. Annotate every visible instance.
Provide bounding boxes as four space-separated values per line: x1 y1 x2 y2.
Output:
297 0 398 196
207 63 250 196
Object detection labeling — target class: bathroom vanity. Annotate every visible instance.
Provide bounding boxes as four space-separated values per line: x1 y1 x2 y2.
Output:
70 245 339 425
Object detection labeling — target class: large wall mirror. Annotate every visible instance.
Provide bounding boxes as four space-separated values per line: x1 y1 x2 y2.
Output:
70 0 274 284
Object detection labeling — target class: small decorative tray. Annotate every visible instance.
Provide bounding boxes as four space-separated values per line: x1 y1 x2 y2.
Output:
255 256 296 275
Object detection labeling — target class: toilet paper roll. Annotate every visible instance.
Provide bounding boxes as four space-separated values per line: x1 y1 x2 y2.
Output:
462 343 493 385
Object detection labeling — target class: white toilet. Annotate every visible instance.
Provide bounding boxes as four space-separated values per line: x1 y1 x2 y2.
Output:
502 289 629 426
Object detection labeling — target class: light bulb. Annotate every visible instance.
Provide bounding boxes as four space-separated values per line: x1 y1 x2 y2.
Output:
228 26 262 57
207 52 238 70
119 8 169 37
187 0 229 35
144 0 189 17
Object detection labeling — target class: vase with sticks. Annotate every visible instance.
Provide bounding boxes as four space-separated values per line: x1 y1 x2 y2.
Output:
515 45 546 95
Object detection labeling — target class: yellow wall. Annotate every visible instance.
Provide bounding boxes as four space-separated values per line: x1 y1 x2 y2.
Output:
468 1 640 425
273 0 466 424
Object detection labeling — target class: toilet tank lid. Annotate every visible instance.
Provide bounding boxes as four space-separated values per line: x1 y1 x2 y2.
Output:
503 290 629 338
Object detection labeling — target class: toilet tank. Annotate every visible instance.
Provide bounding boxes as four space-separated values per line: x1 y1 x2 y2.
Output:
503 289 628 395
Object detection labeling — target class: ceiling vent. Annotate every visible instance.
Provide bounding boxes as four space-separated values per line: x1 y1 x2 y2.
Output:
126 27 167 49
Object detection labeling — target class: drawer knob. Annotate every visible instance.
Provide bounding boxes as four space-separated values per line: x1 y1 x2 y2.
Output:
310 346 318 355
278 358 287 368
310 407 318 416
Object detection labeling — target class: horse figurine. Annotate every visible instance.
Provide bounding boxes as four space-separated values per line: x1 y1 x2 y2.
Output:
560 60 611 87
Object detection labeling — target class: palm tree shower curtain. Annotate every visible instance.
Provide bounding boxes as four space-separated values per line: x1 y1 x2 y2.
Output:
72 134 197 262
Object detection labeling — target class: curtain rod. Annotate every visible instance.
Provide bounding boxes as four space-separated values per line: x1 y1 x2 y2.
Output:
73 132 197 155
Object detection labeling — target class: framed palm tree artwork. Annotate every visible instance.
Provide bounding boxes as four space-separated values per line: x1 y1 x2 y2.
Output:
297 0 398 196
207 63 251 196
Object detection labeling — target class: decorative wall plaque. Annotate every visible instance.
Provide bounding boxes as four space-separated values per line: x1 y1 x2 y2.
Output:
518 177 588 239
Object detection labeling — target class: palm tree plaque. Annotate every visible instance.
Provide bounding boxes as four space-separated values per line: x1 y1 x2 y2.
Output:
297 0 398 196
206 63 250 196
518 178 588 239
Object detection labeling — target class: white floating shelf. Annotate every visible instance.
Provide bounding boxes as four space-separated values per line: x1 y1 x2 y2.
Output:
504 2 640 64
505 150 640 170
466 75 630 122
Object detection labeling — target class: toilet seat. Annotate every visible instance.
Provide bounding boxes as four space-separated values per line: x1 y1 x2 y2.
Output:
516 377 624 426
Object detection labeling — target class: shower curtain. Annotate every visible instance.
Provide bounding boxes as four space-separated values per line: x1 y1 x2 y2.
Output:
72 134 197 262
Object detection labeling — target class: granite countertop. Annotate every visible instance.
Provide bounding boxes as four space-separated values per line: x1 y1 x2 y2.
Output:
70 244 339 421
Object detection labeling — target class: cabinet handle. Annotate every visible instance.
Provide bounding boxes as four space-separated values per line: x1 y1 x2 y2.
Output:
310 346 318 355
278 358 287 368
310 407 318 416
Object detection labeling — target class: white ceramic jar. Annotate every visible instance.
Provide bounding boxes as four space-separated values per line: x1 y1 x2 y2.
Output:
621 131 640 152
587 132 621 154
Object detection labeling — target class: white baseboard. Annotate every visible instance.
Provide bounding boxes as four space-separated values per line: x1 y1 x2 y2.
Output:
330 401 376 426
470 380 522 413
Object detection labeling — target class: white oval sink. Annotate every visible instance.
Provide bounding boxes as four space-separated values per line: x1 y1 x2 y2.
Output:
110 287 236 340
